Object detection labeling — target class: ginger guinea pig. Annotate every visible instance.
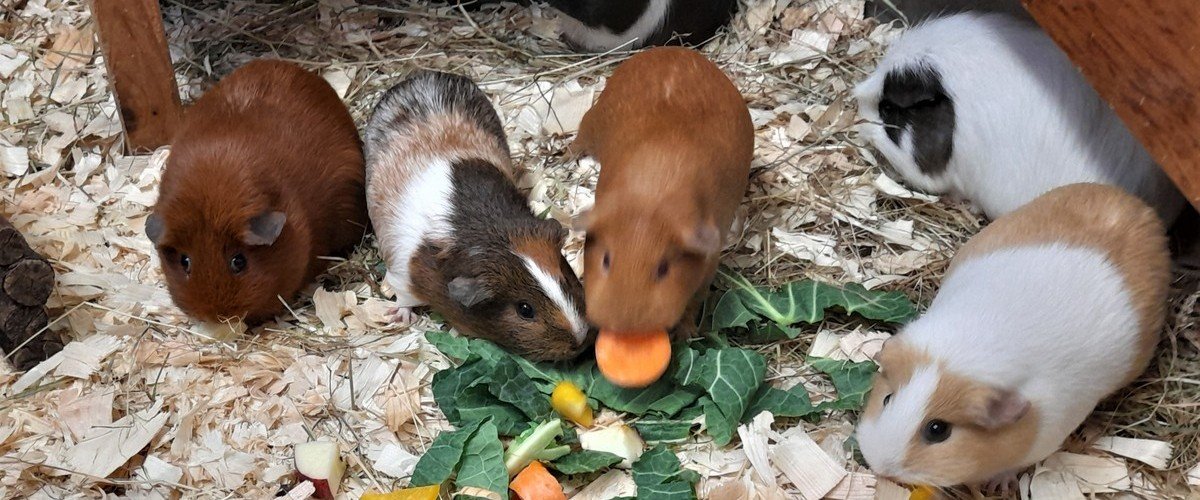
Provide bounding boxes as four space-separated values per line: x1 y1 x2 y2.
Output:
364 71 589 361
856 183 1170 488
854 13 1184 223
576 47 752 337
147 60 368 324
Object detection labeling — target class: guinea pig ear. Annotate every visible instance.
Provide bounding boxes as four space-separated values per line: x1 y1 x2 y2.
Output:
243 211 287 246
969 387 1030 430
679 221 722 256
145 213 166 245
448 276 494 308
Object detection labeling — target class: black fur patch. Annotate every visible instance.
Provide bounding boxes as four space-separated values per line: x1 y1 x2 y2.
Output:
879 65 955 176
548 0 737 47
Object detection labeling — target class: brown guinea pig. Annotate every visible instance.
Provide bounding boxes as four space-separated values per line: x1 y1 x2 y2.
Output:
575 47 753 337
146 60 368 324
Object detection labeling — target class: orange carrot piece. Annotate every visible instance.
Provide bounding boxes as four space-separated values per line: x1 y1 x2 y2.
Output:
595 329 671 388
510 461 566 500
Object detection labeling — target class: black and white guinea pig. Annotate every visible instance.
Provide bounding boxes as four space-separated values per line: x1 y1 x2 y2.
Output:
363 71 590 361
857 183 1170 488
547 0 738 52
854 12 1184 223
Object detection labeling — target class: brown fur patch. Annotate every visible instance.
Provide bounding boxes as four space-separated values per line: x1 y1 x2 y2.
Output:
902 367 1040 485
513 235 565 282
949 183 1171 385
863 340 932 419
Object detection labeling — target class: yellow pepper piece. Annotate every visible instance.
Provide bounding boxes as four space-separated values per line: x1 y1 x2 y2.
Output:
909 485 936 500
550 381 594 427
360 484 440 500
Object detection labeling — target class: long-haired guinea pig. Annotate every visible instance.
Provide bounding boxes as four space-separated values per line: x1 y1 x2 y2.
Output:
856 183 1170 488
363 71 589 361
853 12 1184 223
548 0 738 52
146 60 368 324
575 47 753 338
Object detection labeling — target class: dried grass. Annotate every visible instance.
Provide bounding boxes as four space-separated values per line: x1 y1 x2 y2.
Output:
0 0 1196 498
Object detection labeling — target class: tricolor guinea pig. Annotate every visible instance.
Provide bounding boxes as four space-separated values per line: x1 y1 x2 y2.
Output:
548 0 738 52
363 71 589 361
854 12 1184 223
856 183 1170 488
147 60 368 324
575 47 753 338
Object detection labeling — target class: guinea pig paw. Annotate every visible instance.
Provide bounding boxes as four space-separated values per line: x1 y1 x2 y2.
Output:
982 470 1021 498
387 306 418 326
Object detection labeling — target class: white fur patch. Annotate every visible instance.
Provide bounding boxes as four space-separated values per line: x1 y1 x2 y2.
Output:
857 365 939 481
520 254 588 344
556 0 670 52
375 158 455 307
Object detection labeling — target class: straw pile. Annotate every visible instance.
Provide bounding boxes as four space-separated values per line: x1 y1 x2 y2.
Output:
1 0 1196 498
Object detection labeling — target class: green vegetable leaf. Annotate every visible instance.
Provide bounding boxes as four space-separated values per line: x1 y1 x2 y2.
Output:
809 356 878 412
835 283 918 323
410 419 484 487
456 419 509 500
712 270 917 332
675 348 766 446
634 420 695 443
548 450 624 475
427 331 472 361
489 358 553 422
744 385 817 422
632 446 697 500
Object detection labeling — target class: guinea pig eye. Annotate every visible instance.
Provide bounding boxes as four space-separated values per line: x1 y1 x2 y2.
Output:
922 419 952 444
180 254 191 274
654 259 670 280
229 253 247 274
602 251 611 272
882 394 893 406
516 301 536 321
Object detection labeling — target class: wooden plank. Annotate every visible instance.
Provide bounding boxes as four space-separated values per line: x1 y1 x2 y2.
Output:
91 0 182 152
1023 0 1200 211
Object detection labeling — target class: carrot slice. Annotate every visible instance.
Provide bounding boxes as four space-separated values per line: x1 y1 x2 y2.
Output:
595 329 671 388
510 461 566 500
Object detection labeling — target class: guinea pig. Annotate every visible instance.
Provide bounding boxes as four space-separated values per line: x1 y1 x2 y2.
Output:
856 183 1171 488
146 60 368 324
548 0 738 52
853 12 1184 223
575 47 753 338
363 71 589 361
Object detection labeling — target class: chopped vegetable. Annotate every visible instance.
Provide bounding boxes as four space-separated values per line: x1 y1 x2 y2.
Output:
579 424 645 468
506 420 570 476
550 380 593 427
910 485 936 500
510 461 566 500
359 484 441 500
595 329 671 388
293 441 345 500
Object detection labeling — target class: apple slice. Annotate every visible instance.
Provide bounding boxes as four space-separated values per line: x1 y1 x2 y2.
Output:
294 441 345 500
579 424 644 468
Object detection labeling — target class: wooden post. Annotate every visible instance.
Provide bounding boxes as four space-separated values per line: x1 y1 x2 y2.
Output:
1023 0 1200 211
91 0 183 153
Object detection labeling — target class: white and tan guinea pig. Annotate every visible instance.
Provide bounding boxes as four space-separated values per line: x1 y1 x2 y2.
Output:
856 183 1171 487
854 12 1184 223
364 71 589 361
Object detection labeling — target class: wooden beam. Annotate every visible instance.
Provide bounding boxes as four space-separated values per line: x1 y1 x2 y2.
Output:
1023 0 1200 212
91 0 182 153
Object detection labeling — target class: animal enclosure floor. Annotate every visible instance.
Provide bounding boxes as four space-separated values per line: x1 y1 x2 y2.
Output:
0 0 1197 498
